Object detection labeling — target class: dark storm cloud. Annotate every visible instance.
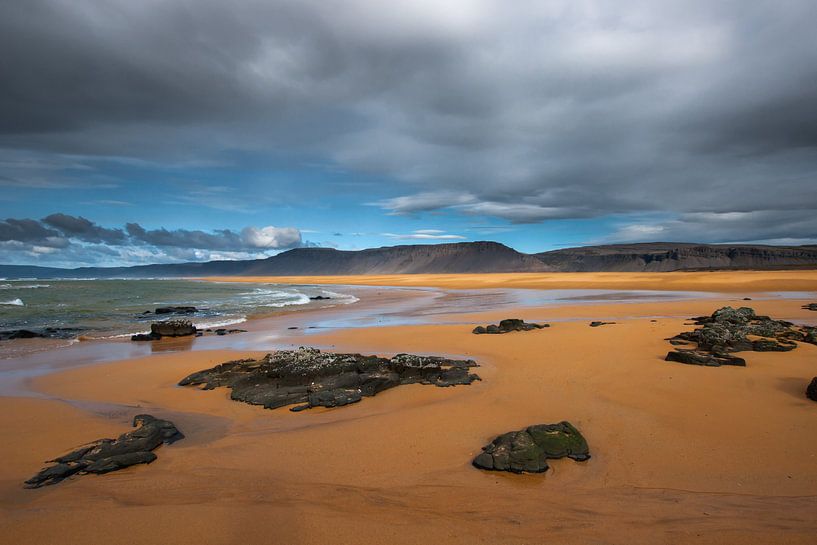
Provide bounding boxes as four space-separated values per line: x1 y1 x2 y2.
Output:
0 218 67 248
42 213 127 244
125 223 244 250
1 0 817 241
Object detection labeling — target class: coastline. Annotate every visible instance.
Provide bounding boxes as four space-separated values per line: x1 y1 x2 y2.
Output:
1 274 816 544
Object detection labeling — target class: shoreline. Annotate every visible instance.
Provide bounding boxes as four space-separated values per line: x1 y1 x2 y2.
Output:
2 274 817 544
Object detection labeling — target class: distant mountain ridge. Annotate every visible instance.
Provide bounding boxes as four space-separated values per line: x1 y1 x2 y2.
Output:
534 242 817 272
2 241 817 278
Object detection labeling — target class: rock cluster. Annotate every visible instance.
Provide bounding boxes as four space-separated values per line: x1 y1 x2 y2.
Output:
472 318 549 335
665 306 817 367
179 347 480 412
472 421 590 473
24 415 183 488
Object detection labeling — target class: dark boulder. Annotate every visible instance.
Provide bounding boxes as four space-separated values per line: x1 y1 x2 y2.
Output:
589 321 616 327
179 347 480 412
132 320 197 341
472 421 590 473
24 415 183 488
803 303 817 311
154 306 197 315
807 378 817 402
151 320 196 337
472 319 549 335
310 296 332 300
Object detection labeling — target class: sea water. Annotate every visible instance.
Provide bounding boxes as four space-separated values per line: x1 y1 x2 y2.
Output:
0 279 358 339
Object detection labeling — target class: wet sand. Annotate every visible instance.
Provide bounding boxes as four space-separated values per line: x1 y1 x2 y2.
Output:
1 278 817 544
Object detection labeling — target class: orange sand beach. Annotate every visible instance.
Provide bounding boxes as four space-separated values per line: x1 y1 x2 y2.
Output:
1 273 817 544
200 269 817 293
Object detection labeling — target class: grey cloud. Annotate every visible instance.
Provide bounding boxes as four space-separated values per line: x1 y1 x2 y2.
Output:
43 213 127 244
125 223 302 250
601 210 817 245
1 1 817 242
0 216 305 265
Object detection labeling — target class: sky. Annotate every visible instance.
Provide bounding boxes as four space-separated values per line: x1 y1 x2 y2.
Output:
1 0 816 267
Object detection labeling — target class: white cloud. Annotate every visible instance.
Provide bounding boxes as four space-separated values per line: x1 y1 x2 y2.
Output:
382 230 466 240
240 226 302 249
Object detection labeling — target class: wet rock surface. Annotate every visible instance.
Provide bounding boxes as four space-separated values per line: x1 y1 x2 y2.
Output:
472 421 590 473
179 347 480 412
807 378 817 402
472 318 549 335
803 303 817 311
24 415 183 488
665 306 816 366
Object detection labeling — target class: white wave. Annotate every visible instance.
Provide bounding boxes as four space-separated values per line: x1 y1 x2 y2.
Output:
261 293 311 307
317 290 360 304
194 316 248 329
0 284 11 289
10 284 50 289
0 298 24 306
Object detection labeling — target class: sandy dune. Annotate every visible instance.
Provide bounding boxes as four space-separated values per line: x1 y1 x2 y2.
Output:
1 282 817 544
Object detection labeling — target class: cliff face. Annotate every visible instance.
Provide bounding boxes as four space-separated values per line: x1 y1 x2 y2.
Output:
535 243 817 272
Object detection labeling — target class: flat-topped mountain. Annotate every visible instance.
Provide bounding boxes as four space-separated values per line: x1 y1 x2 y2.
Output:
535 242 817 272
2 241 817 278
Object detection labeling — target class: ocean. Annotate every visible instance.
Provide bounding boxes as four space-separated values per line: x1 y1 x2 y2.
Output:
0 279 358 340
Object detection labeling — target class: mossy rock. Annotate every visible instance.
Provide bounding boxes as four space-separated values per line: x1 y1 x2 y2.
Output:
473 421 590 474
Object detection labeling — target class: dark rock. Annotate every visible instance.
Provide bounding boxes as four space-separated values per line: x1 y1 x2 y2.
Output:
665 350 746 367
589 321 616 327
24 415 183 488
807 378 817 402
472 319 549 335
803 303 817 311
743 297 752 301
132 320 197 340
131 332 160 341
472 421 590 473
178 347 480 412
665 306 816 367
309 296 331 300
287 326 299 330
0 327 84 341
154 306 197 315
151 320 196 337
